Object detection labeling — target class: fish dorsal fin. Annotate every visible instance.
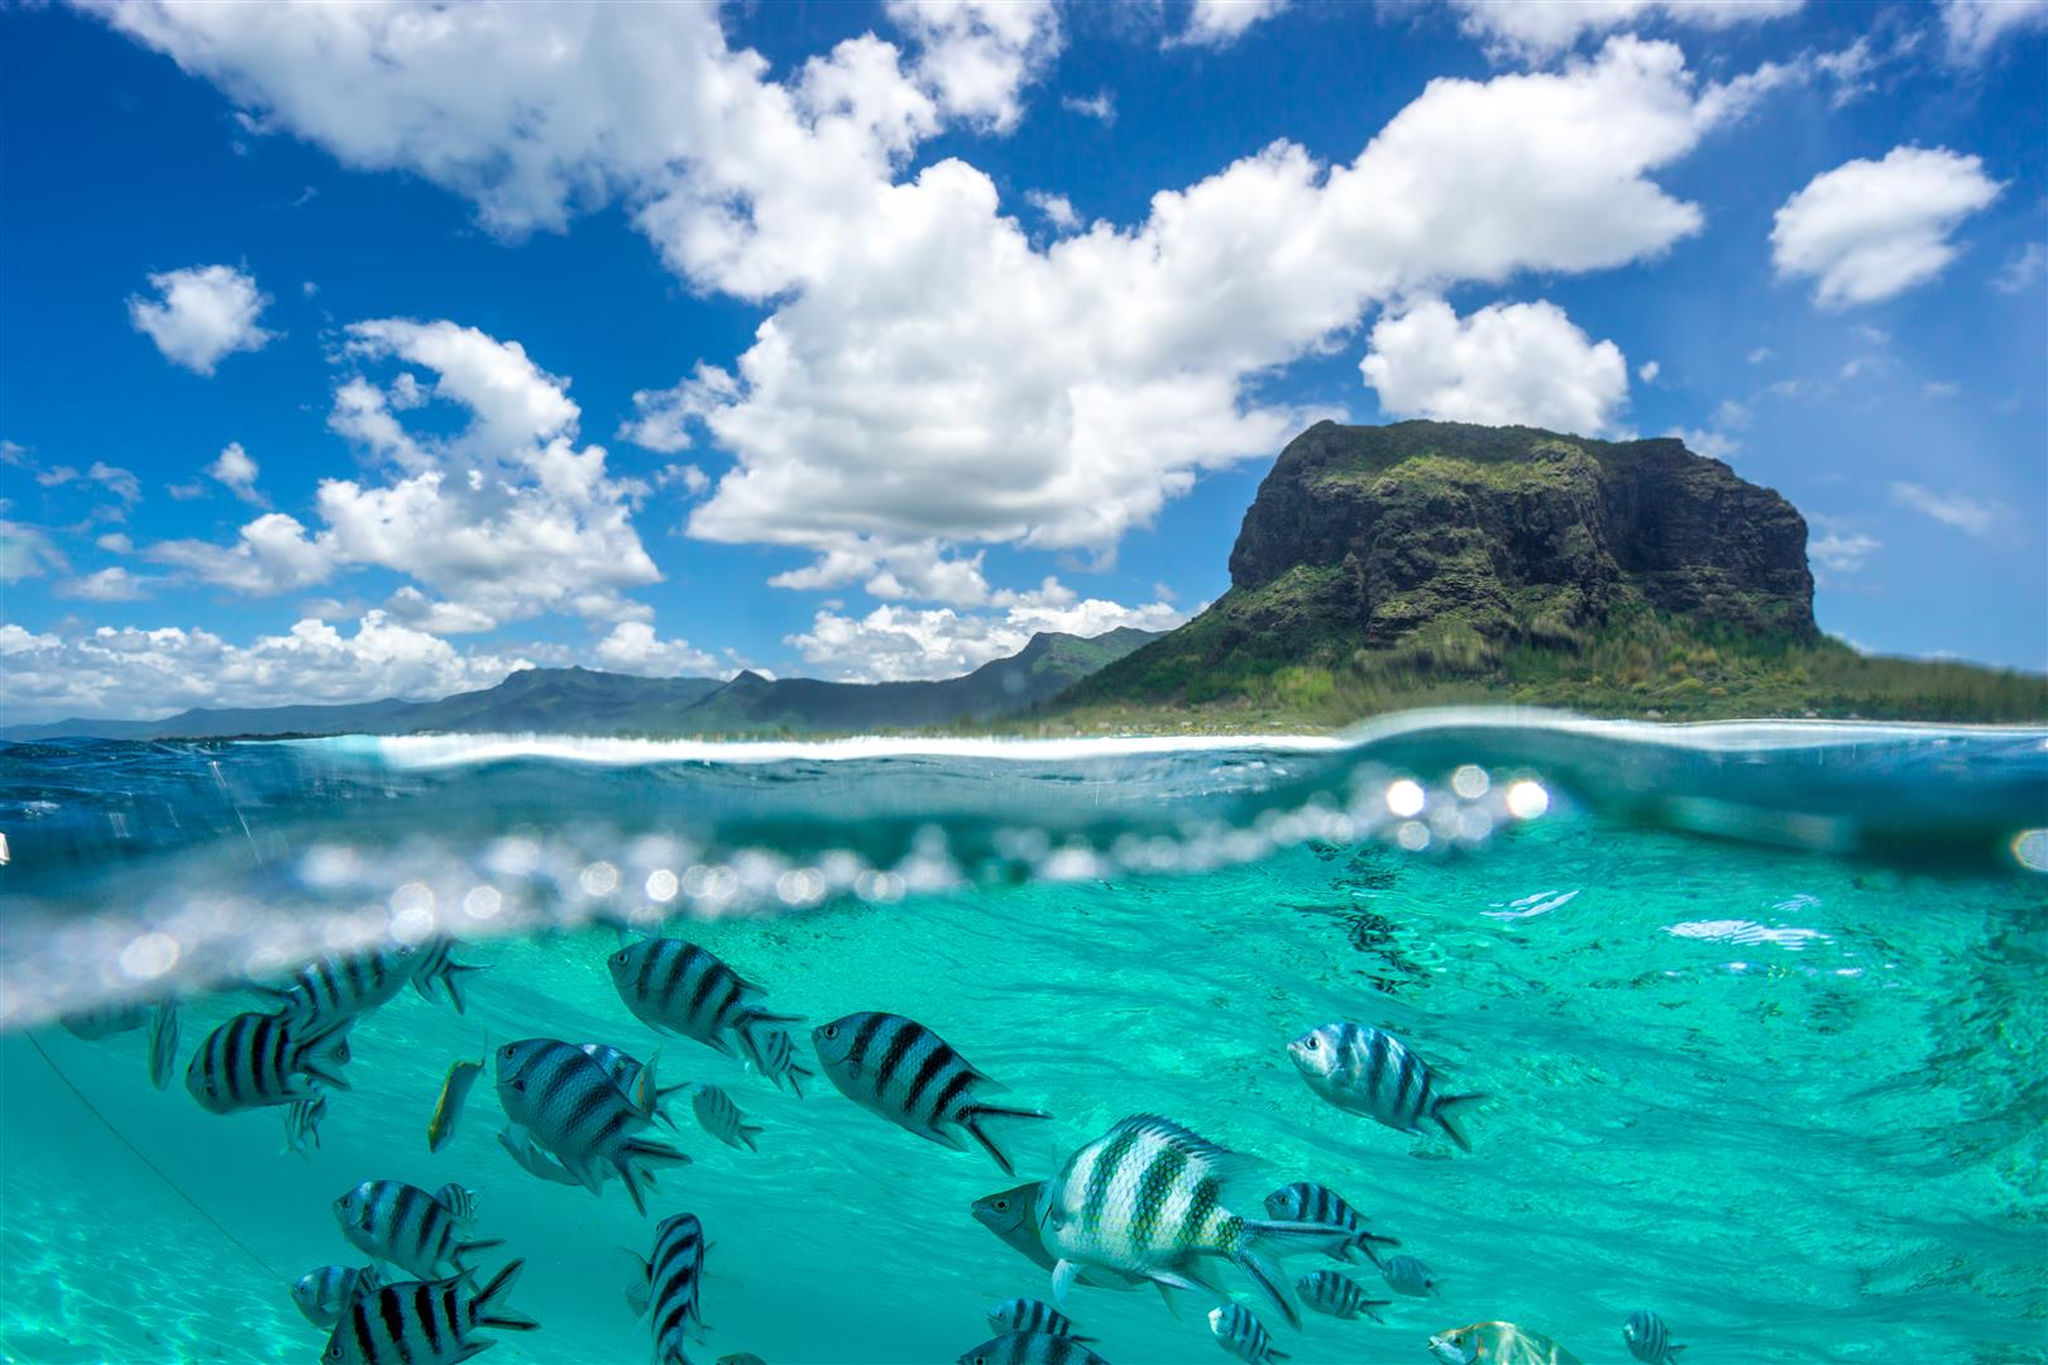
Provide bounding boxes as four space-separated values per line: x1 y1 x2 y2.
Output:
1112 1114 1239 1176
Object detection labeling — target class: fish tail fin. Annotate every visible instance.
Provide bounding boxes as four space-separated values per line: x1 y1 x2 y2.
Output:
1232 1246 1302 1331
1235 1217 1356 1330
785 1060 812 1100
624 1138 692 1168
1434 1093 1483 1153
738 1122 762 1153
294 1024 352 1090
957 1105 1049 1177
442 964 484 1015
455 1237 505 1270
471 1258 537 1333
1363 1298 1391 1324
1358 1230 1401 1267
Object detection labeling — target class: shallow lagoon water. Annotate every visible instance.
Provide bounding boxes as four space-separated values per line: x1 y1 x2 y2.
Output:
2 715 2044 1364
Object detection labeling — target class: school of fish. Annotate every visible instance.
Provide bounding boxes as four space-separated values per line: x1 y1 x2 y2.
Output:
60 928 1695 1363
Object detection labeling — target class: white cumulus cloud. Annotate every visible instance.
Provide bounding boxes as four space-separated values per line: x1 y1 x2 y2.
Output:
1361 298 1631 435
126 264 275 374
55 566 158 602
1450 0 1803 61
1770 146 2004 308
206 441 266 504
1172 0 1292 49
591 621 723 678
1939 0 2048 62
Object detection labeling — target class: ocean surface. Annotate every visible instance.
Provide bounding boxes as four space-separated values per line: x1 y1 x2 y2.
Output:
2 711 2044 1365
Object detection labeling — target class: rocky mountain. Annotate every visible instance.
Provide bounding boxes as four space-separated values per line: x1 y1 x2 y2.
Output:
2 628 1157 741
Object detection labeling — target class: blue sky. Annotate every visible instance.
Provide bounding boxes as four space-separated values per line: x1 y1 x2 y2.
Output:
1 0 2043 721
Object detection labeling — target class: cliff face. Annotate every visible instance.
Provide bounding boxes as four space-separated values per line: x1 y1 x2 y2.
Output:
1222 420 1816 648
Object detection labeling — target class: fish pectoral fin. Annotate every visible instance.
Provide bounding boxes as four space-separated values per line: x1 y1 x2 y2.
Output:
612 1247 652 1317
1050 1259 1081 1307
562 1153 607 1196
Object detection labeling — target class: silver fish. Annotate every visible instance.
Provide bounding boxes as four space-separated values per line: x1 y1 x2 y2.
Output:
1288 1022 1480 1152
427 1054 484 1153
1381 1253 1440 1297
957 1332 1111 1365
333 1178 501 1281
812 1011 1049 1174
1623 1309 1685 1362
608 938 798 1061
970 1182 1143 1291
146 1000 180 1090
986 1297 1090 1340
1036 1114 1352 1328
744 1023 813 1097
623 1212 707 1365
187 1011 350 1113
494 1038 690 1215
691 1083 763 1152
321 1259 537 1364
283 1095 329 1157
291 1264 380 1329
1208 1303 1286 1364
1295 1268 1389 1322
1262 1181 1399 1265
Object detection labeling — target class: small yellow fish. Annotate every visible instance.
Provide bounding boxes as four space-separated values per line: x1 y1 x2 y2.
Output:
427 1053 484 1152
1430 1321 1584 1365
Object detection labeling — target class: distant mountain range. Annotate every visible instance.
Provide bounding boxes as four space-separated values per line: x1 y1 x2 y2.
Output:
1 628 1159 741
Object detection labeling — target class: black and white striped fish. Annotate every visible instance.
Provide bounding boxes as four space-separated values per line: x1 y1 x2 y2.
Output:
409 937 484 1014
957 1331 1112 1365
743 1023 813 1097
186 1010 351 1113
1296 1268 1390 1322
1380 1253 1439 1297
812 1012 1049 1174
691 1083 763 1152
986 1297 1090 1340
60 1004 147 1039
608 939 799 1062
321 1258 537 1365
267 948 418 1024
292 1264 380 1329
1624 1309 1685 1362
1035 1114 1353 1329
494 1038 691 1215
497 1125 583 1187
434 1184 479 1228
334 1179 502 1281
283 1095 328 1157
146 1000 180 1091
1262 1181 1399 1266
622 1212 708 1365
1209 1304 1287 1364
1287 1022 1481 1152
577 1041 686 1127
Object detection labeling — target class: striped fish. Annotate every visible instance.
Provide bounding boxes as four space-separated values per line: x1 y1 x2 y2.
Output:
743 1024 813 1098
1429 1322 1583 1365
1623 1310 1685 1362
321 1258 537 1364
1287 1022 1481 1152
956 1332 1112 1365
578 1041 686 1127
292 1264 380 1329
1296 1269 1389 1323
1208 1303 1287 1364
494 1038 691 1215
435 1184 479 1228
1381 1253 1439 1297
186 1010 351 1113
692 1083 763 1152
970 1182 1144 1291
1262 1181 1399 1265
269 949 418 1024
428 1054 485 1153
146 1000 180 1091
985 1297 1090 1340
812 1012 1049 1174
333 1179 502 1281
59 1004 147 1039
409 937 484 1014
497 1125 584 1187
622 1212 707 1365
1035 1114 1354 1329
283 1095 328 1157
608 939 798 1062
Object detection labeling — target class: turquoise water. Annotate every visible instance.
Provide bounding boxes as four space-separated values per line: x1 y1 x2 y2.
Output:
2 716 2044 1364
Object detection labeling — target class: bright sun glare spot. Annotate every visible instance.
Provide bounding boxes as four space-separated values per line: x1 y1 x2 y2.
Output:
1506 779 1551 819
646 868 680 902
1386 778 1426 818
2013 829 2048 873
1452 764 1490 799
118 931 179 980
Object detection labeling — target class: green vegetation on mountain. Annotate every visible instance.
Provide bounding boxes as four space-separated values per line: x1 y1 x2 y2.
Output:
1058 421 2047 727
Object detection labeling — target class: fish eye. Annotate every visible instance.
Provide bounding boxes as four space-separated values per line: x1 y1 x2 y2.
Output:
500 1044 516 1058
993 1198 1009 1211
611 950 627 965
822 1025 838 1039
1306 1035 1320 1050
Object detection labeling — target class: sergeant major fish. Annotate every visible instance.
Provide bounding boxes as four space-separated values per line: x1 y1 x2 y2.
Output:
186 1011 350 1113
1295 1268 1389 1322
608 939 798 1064
1381 1253 1440 1297
1623 1309 1686 1362
435 1184 479 1228
333 1179 502 1281
283 1095 328 1157
1035 1114 1354 1329
812 1011 1049 1174
692 1083 764 1152
746 1024 813 1097
1262 1181 1400 1265
1429 1322 1583 1365
1208 1303 1287 1364
266 948 418 1025
578 1041 685 1127
622 1212 708 1365
291 1264 380 1329
321 1258 536 1364
986 1297 1090 1340
1288 1021 1481 1152
428 1053 485 1153
495 1038 691 1215
957 1332 1111 1365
